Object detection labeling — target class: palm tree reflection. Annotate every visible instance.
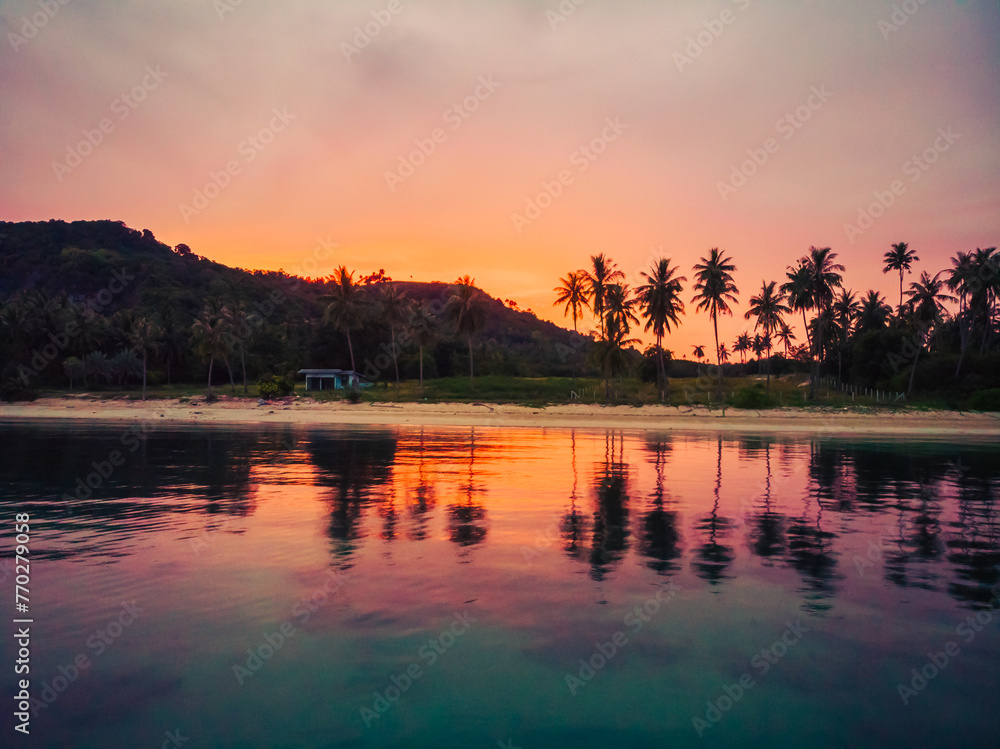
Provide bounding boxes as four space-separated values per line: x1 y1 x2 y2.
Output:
446 427 488 552
588 431 631 581
692 436 734 585
639 435 681 576
561 431 591 562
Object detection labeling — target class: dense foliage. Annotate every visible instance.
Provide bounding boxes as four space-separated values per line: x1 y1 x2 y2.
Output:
0 220 589 398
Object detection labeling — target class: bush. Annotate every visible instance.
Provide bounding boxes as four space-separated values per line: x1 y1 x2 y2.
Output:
258 374 294 399
342 389 363 404
967 388 1000 412
731 383 778 409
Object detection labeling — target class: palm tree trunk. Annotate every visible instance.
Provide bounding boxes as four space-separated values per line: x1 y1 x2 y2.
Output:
391 325 400 385
657 335 666 402
346 328 356 374
766 341 771 394
907 335 923 396
142 350 147 401
713 313 722 401
241 349 247 394
467 334 474 387
207 356 214 395
811 311 823 400
419 344 424 392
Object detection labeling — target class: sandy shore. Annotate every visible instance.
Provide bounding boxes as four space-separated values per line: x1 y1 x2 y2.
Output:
1 396 998 437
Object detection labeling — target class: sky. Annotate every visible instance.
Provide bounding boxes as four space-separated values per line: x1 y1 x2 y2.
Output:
2 0 998 355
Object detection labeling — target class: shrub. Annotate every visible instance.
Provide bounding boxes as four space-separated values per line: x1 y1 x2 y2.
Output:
731 383 778 409
967 388 1000 412
342 389 363 404
258 374 294 399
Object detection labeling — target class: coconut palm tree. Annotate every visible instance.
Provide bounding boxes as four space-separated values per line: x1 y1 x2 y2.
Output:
734 332 752 364
191 306 229 395
904 271 956 395
409 300 437 393
593 314 640 400
803 247 844 399
883 242 920 317
692 248 739 400
637 258 686 401
831 289 860 386
744 280 790 393
718 343 730 364
128 317 161 400
444 276 488 387
554 270 591 334
776 323 796 355
378 283 408 384
63 356 84 390
781 260 815 357
856 290 892 334
323 266 363 375
692 345 706 366
751 334 768 374
584 254 624 337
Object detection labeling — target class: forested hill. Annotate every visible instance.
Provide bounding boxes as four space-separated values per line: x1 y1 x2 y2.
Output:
0 220 588 391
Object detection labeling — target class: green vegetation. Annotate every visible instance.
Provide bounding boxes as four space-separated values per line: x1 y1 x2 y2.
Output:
1 220 997 411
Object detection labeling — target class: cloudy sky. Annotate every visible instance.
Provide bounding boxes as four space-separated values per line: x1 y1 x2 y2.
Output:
2 0 998 353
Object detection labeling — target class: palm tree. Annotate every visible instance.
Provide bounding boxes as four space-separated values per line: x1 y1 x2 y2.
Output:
379 283 408 385
776 323 796 355
692 345 706 365
63 356 84 390
883 242 919 316
734 332 752 364
323 266 363 375
904 271 956 396
191 307 229 396
83 350 112 385
444 276 488 387
554 270 591 334
744 280 790 393
803 246 844 399
408 300 437 393
856 290 892 334
222 302 253 394
718 343 731 364
692 248 739 400
584 254 624 338
637 258 686 401
751 334 768 374
592 314 639 400
158 307 188 386
128 317 161 400
781 260 815 357
831 289 859 386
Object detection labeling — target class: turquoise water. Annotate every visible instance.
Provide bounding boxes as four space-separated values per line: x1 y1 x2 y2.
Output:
1 421 998 748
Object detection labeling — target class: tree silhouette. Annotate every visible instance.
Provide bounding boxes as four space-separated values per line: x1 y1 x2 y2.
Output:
883 241 919 316
444 276 488 387
745 280 789 393
638 258 686 401
692 248 739 401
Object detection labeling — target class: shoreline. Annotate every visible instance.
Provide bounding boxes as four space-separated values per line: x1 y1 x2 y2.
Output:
1 396 998 437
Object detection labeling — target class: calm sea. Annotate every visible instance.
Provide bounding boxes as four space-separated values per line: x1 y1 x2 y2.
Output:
1 421 998 748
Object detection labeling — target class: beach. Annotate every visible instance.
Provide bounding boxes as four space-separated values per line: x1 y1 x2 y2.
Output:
2 395 997 436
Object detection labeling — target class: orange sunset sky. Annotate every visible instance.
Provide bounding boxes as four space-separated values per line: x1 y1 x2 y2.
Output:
2 0 998 354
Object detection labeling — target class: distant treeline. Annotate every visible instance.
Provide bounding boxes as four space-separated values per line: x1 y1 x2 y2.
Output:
0 220 589 399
